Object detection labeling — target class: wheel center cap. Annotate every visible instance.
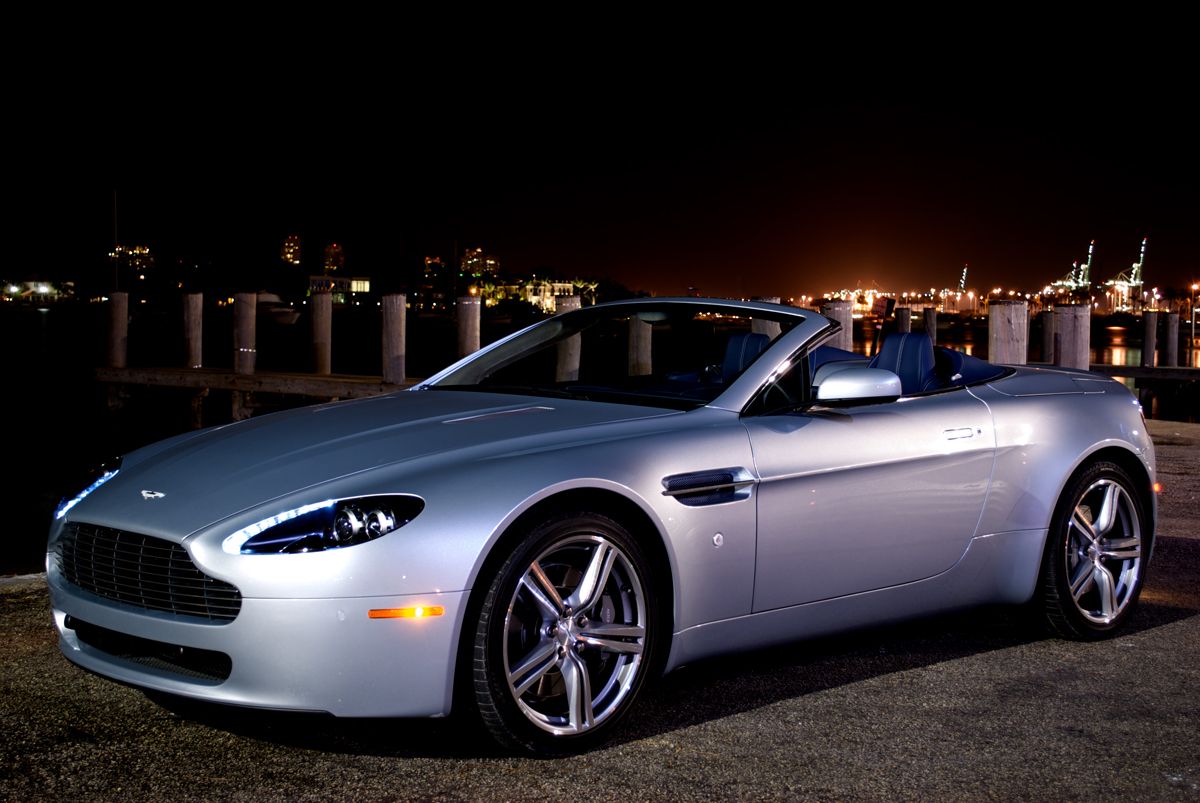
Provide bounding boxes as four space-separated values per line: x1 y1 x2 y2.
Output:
555 616 579 646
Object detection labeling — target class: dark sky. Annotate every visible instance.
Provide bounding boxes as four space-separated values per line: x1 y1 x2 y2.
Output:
17 55 1199 299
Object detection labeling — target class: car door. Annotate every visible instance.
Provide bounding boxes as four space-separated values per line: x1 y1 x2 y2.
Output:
744 387 996 612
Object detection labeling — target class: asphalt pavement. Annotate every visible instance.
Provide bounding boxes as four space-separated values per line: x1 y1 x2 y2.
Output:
2 421 1197 801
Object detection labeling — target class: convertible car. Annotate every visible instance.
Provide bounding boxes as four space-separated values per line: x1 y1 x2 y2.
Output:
48 298 1155 754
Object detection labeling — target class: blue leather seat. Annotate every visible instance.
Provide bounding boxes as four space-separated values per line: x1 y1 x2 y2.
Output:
869 333 937 395
722 332 770 380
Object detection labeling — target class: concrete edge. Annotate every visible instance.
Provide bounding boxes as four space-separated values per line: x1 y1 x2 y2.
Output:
1 572 47 589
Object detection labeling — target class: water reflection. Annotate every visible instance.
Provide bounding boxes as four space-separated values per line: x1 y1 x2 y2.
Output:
847 324 1200 367
1093 346 1140 366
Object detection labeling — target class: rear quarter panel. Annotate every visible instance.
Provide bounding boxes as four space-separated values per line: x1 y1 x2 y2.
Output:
968 371 1155 538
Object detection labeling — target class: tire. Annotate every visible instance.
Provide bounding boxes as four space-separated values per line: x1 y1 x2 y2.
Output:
1038 461 1148 640
473 511 658 754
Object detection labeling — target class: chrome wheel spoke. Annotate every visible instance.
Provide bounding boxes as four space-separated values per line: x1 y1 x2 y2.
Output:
1071 508 1098 544
1100 536 1140 561
578 622 645 654
1069 560 1095 600
561 651 595 731
1094 563 1118 619
508 639 560 697
1094 482 1120 537
524 560 565 617
570 541 616 612
581 623 645 638
579 637 644 655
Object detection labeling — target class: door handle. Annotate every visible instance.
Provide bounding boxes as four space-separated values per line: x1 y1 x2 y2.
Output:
942 427 977 440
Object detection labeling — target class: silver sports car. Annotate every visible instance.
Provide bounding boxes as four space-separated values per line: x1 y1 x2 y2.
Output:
48 298 1155 754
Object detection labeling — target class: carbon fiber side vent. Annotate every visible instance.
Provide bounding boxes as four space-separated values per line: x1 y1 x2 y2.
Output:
661 467 756 507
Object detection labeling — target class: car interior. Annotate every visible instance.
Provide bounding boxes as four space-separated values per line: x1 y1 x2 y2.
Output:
810 333 1007 399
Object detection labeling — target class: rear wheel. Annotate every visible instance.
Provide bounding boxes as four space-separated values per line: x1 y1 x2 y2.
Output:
473 512 657 754
1038 461 1147 639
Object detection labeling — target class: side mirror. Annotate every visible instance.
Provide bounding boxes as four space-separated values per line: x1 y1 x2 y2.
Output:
816 367 902 404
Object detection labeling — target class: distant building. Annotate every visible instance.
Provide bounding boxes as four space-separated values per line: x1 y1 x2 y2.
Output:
324 243 345 273
2 280 72 302
460 248 499 283
309 274 371 305
522 279 576 312
108 245 154 293
281 235 301 266
417 256 453 311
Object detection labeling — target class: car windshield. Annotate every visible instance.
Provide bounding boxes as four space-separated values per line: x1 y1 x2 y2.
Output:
428 302 804 409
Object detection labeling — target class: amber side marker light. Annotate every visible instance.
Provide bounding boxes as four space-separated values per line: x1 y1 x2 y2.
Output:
1153 482 1162 494
369 606 445 619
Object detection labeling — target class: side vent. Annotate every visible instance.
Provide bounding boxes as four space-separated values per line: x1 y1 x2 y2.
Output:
662 467 756 507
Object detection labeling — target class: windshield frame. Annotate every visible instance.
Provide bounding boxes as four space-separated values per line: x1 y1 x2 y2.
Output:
417 298 829 411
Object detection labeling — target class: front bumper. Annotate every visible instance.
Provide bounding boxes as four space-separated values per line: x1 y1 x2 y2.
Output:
48 571 468 718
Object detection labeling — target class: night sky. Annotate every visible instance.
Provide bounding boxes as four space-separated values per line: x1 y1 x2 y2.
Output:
18 57 1199 300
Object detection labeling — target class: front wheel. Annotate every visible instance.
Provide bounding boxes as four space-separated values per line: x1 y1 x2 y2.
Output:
473 512 658 754
1038 461 1148 639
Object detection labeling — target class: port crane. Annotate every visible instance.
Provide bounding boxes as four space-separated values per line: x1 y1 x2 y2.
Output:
1103 237 1147 312
1052 240 1095 295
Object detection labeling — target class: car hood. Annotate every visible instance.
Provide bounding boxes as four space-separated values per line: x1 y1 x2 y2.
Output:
68 390 678 539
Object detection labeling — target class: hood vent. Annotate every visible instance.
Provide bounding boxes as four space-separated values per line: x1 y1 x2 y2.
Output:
442 406 555 424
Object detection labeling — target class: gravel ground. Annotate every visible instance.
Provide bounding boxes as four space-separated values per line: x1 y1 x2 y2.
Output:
2 423 1197 801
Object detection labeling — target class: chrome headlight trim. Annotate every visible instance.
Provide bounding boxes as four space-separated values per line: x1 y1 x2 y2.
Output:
55 464 121 521
221 495 424 555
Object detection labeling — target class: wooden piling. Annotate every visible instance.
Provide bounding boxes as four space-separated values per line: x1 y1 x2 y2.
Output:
108 292 128 369
234 293 256 374
233 292 257 421
457 296 481 358
896 307 911 333
555 296 581 382
628 316 652 376
382 293 406 384
183 293 203 368
1163 312 1179 367
923 307 937 345
823 300 853 352
750 297 783 339
183 293 205 429
1041 309 1055 364
1142 312 1158 368
311 291 332 375
988 300 1028 365
1053 304 1090 370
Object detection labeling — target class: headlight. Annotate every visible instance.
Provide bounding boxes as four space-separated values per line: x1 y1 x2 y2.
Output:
222 495 424 555
55 458 122 521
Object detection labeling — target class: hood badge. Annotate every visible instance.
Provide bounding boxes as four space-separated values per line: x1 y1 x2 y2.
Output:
141 490 166 500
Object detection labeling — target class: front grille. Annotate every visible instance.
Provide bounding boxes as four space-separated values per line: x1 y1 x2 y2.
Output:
57 522 242 622
66 616 232 682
